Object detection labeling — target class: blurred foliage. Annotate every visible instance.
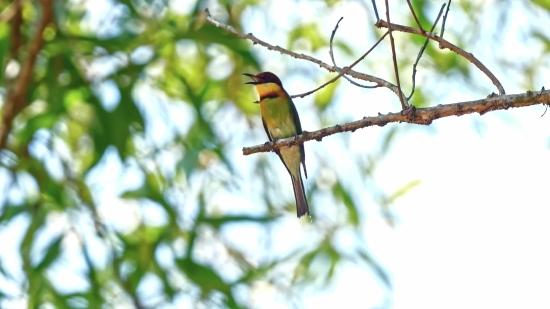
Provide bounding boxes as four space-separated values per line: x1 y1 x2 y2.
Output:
0 0 547 308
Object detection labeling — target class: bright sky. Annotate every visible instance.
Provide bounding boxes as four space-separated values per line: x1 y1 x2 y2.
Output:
1 0 550 308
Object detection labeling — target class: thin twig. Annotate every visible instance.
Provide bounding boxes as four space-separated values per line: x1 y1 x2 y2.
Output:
376 19 506 95
406 0 424 32
204 8 408 103
408 4 446 100
370 0 380 21
329 17 379 89
0 0 53 150
243 90 550 155
292 31 389 98
384 0 408 109
440 0 452 40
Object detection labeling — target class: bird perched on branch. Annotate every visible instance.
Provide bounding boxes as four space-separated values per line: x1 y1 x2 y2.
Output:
243 72 309 218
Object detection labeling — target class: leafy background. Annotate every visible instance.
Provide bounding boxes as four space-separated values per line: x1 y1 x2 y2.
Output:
0 0 549 308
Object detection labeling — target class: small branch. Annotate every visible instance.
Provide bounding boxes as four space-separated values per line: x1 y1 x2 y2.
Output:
0 0 53 150
329 17 378 89
384 0 408 109
243 90 550 155
408 3 446 100
406 0 424 32
370 0 380 21
204 9 408 103
375 19 506 95
292 31 388 98
440 0 452 40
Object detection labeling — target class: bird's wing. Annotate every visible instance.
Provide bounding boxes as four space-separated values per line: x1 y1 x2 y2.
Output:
263 116 291 176
289 100 307 179
262 117 273 142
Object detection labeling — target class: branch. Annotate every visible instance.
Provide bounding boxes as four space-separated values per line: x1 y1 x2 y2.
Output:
375 19 506 95
384 0 408 109
0 0 53 150
243 90 550 155
204 9 408 103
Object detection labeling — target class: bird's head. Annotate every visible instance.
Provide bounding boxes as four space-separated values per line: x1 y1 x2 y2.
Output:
243 72 283 87
243 72 286 101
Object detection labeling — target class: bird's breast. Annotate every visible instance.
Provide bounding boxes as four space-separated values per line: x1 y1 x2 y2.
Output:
260 98 297 139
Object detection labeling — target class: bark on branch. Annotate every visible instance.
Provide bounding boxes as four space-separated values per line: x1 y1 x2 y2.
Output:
0 0 53 150
243 91 550 155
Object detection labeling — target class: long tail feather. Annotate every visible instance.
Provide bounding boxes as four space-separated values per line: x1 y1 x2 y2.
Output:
291 172 309 218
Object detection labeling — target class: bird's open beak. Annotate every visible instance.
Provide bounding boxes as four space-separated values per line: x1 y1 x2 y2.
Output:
243 73 260 85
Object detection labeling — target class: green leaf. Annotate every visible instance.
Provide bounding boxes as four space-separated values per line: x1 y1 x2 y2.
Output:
35 235 63 271
357 249 391 288
288 23 328 52
314 78 339 111
17 113 59 146
0 22 10 83
202 215 278 229
333 181 359 226
0 204 27 224
531 0 550 10
387 179 421 204
333 41 354 57
185 24 260 68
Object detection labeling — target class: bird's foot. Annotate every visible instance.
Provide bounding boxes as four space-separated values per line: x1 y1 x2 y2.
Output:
265 137 278 145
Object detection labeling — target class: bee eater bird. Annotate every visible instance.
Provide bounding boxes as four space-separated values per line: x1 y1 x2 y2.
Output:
243 72 309 218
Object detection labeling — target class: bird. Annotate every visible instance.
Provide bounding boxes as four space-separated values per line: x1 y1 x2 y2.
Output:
243 72 309 218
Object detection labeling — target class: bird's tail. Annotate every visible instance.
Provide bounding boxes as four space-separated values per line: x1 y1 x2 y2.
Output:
292 172 309 218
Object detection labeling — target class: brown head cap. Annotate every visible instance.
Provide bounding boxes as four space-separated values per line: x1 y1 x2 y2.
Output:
243 72 283 87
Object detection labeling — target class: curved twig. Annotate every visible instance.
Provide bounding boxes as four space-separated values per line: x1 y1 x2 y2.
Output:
375 19 506 95
292 31 388 98
329 17 378 89
243 90 549 155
